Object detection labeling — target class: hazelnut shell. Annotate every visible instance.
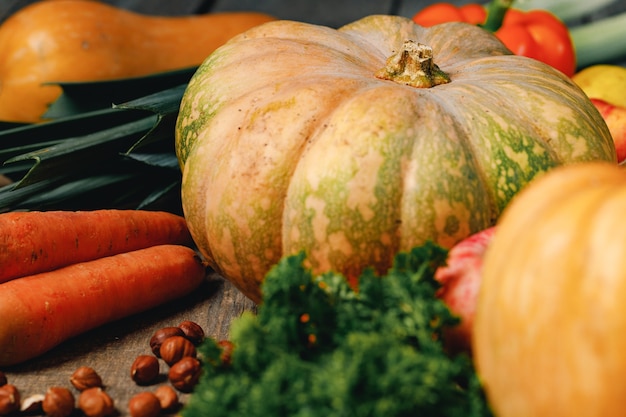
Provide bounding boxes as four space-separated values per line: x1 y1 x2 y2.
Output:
128 392 161 417
149 327 185 357
159 336 196 367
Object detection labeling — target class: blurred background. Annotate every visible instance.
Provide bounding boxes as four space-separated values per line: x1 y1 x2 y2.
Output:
1 0 625 29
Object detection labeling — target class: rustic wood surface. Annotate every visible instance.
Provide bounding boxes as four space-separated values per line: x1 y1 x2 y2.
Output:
4 271 257 416
1 0 626 415
2 0 626 29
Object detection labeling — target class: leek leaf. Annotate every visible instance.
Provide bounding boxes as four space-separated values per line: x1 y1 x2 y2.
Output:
6 114 158 188
43 66 197 119
0 68 194 213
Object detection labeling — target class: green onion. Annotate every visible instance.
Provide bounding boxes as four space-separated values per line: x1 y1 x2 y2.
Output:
512 0 626 69
569 12 626 68
0 69 194 213
485 0 626 69
515 0 617 22
514 0 626 69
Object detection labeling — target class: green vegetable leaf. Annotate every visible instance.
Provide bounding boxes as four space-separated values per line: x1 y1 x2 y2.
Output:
6 114 158 188
0 68 193 213
43 66 197 119
186 243 493 417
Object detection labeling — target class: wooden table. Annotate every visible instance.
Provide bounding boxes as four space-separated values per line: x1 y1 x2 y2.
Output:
2 0 626 414
4 272 256 416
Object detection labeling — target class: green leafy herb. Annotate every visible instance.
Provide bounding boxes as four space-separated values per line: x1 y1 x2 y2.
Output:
185 242 493 417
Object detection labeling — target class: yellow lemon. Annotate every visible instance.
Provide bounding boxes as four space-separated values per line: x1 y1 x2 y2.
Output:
572 64 626 108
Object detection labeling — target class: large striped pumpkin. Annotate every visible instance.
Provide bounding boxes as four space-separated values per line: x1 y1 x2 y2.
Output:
175 15 615 303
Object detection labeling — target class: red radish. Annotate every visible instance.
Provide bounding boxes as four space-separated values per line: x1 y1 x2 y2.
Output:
0 244 205 366
0 209 193 284
435 226 496 353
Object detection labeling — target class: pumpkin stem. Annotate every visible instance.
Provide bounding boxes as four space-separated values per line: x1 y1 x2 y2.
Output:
375 40 450 88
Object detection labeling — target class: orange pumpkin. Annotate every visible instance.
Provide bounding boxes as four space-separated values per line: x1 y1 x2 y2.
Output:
475 161 626 417
175 15 616 303
0 0 275 123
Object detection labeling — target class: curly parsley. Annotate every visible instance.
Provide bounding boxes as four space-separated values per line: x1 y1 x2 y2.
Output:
183 242 493 417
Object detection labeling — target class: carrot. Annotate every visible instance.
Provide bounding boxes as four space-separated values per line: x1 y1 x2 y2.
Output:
0 209 194 284
0 244 206 367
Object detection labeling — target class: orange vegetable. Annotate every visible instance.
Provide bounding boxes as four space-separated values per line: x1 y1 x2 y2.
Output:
474 162 626 417
0 244 206 366
412 0 576 77
0 209 193 284
411 3 485 26
0 0 276 123
175 14 613 303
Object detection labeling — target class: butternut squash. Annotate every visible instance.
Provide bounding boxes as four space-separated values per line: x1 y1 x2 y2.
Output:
0 0 276 123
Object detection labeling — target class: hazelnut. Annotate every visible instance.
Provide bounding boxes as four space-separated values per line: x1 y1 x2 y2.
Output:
178 320 205 345
217 340 235 365
20 394 44 414
42 387 75 417
149 327 184 357
159 336 196 367
78 387 114 417
0 384 20 415
128 392 161 417
0 371 6 386
130 355 160 385
70 366 103 391
153 385 178 412
168 356 201 393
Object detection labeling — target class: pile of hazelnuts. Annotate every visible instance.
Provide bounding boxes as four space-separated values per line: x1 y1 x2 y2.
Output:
127 319 208 417
0 320 228 417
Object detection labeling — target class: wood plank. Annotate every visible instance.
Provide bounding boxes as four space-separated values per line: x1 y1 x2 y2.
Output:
4 273 256 416
0 1 625 415
209 0 394 27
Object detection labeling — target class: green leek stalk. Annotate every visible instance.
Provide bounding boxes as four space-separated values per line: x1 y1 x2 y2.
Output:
569 12 626 68
511 0 626 69
515 0 616 22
